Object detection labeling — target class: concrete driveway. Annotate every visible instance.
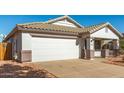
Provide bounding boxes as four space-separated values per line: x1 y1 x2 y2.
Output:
35 58 124 78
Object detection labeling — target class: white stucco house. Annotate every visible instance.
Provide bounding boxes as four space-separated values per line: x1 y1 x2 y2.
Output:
3 15 123 62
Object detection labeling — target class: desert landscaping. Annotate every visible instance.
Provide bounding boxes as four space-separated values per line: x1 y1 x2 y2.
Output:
0 61 56 78
1 55 124 78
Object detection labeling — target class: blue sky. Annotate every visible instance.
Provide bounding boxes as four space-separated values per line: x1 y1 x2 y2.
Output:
0 15 124 41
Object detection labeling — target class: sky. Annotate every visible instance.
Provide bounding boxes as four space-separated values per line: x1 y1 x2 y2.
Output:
0 15 124 41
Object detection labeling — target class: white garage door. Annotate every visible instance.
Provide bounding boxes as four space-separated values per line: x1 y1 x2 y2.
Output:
32 37 79 62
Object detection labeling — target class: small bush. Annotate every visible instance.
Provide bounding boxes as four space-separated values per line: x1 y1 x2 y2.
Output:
119 49 124 55
120 39 124 50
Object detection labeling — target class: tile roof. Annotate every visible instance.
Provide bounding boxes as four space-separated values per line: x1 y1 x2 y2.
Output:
81 22 108 33
17 22 108 34
17 22 85 34
3 22 123 42
17 22 123 38
81 22 123 37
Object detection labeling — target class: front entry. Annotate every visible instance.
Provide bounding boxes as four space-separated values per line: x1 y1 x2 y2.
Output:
94 39 119 58
94 40 101 57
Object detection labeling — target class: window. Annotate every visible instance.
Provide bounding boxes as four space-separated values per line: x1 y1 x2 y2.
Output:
94 40 101 50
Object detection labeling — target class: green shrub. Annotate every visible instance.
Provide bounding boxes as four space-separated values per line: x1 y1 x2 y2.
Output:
119 49 124 55
120 39 124 50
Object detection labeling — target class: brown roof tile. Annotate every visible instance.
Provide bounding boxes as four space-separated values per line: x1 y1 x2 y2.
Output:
3 22 123 42
17 22 108 34
17 23 85 33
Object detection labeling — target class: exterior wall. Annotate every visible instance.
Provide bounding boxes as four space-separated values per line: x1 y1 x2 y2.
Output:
52 19 77 27
91 27 119 39
94 51 101 57
86 38 94 50
85 38 94 59
7 32 22 61
113 39 119 49
79 38 85 58
16 32 22 61
22 33 32 50
86 38 90 49
32 37 79 62
21 33 32 62
117 39 119 49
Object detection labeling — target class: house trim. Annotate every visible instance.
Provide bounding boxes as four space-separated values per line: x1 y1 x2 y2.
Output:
30 33 78 39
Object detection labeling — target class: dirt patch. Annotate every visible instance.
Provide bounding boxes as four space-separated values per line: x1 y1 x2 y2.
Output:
103 55 124 67
0 61 57 78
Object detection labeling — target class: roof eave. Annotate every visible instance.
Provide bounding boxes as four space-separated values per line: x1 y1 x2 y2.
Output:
107 23 123 38
3 26 18 42
89 22 123 39
17 27 79 36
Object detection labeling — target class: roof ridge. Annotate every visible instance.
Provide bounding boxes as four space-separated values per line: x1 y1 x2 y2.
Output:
17 22 45 26
45 15 69 23
17 22 83 30
84 22 107 28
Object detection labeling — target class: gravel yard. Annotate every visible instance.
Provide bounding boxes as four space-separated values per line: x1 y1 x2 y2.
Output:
0 61 56 78
105 55 124 67
1 56 124 78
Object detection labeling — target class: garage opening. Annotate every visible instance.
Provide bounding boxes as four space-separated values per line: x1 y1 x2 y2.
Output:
32 37 79 62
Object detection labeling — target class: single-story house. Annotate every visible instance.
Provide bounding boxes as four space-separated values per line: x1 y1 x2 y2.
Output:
3 15 123 62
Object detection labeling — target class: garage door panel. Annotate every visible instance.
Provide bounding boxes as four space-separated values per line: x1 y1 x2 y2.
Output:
32 37 79 62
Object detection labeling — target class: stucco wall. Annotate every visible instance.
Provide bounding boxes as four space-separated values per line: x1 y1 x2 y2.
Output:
94 51 101 57
52 19 77 27
91 27 119 39
16 32 22 60
7 32 22 60
86 38 94 50
22 33 32 50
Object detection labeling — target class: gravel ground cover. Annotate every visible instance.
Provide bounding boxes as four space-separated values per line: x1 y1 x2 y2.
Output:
0 61 56 78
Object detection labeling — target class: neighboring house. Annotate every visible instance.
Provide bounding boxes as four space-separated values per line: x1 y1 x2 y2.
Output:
3 16 123 62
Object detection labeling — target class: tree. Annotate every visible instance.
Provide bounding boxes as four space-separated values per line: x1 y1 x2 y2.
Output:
0 34 6 41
